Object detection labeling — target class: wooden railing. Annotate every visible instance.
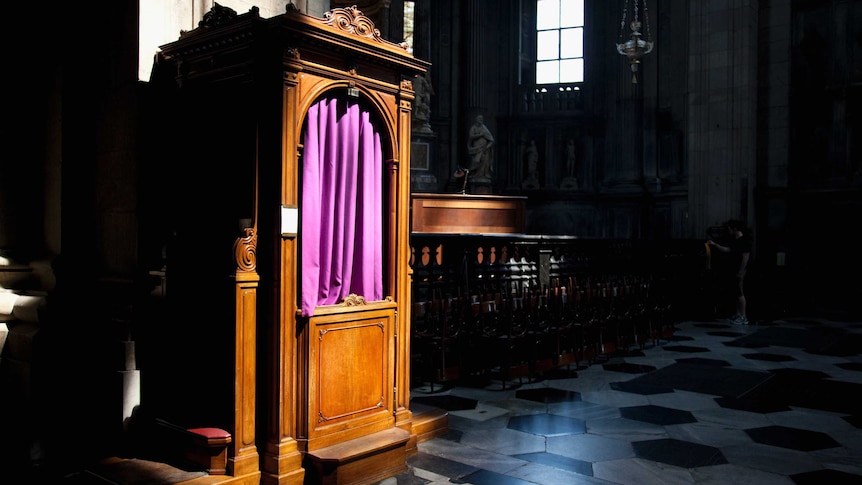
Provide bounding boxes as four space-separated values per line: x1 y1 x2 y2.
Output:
409 235 708 390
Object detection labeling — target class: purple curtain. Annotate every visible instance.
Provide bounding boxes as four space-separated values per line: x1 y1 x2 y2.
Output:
301 96 384 316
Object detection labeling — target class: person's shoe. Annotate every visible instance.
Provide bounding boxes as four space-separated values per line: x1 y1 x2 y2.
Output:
730 314 748 325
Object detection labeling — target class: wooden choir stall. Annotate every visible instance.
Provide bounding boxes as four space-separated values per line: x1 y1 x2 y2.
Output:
145 5 436 484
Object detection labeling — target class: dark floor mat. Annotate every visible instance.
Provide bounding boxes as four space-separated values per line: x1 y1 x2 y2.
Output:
731 368 862 414
616 361 771 398
725 326 861 356
781 378 861 415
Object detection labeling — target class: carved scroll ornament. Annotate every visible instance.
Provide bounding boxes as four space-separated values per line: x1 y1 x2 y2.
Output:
316 6 410 51
341 293 368 306
233 227 257 272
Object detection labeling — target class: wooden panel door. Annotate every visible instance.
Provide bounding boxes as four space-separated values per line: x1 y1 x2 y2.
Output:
305 302 397 449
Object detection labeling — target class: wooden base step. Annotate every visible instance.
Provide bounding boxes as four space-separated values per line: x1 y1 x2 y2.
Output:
409 401 449 444
304 428 410 485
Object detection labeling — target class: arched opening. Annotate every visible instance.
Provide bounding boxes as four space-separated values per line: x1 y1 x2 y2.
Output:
298 92 393 317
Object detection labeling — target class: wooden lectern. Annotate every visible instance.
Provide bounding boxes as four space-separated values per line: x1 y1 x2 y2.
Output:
412 193 527 234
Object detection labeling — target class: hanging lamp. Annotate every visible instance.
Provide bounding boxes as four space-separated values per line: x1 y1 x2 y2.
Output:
616 0 654 84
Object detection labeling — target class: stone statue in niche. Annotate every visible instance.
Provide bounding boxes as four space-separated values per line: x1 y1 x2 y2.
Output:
467 115 494 183
521 139 540 189
560 138 579 190
412 71 434 134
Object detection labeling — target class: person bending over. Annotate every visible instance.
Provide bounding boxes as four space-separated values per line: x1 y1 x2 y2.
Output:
707 219 751 325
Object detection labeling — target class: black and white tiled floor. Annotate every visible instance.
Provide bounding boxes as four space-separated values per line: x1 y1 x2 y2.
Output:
383 316 862 484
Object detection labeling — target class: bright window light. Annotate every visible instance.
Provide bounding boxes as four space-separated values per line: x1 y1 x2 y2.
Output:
536 0 584 84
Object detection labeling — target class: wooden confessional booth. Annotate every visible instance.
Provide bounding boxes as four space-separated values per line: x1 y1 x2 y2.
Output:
148 5 436 485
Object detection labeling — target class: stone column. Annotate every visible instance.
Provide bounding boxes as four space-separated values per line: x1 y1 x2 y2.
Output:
464 0 494 194
606 76 646 191
465 0 485 113
686 0 758 236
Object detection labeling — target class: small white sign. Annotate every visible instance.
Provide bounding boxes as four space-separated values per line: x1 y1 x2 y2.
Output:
281 205 298 237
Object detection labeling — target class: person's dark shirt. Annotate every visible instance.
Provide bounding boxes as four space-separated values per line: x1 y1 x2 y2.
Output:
728 233 752 273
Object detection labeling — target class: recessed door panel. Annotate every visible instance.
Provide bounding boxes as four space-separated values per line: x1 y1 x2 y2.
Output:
306 304 396 445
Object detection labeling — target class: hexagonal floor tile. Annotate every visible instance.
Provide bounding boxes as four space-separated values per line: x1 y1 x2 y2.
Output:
662 345 711 353
668 334 695 341
745 425 841 451
610 380 674 395
724 339 770 349
835 362 862 371
507 413 586 436
515 387 581 404
406 451 478 479
714 395 791 414
632 438 728 468
790 468 862 484
513 451 593 476
602 362 656 374
675 357 730 367
459 468 537 485
743 352 796 362
843 415 862 428
707 330 747 337
769 367 831 380
619 404 697 425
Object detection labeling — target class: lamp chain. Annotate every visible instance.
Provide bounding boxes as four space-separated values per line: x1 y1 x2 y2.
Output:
618 0 629 45
642 1 652 45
